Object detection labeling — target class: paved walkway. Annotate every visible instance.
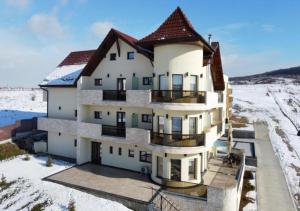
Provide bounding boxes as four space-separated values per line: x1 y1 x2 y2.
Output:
254 121 295 211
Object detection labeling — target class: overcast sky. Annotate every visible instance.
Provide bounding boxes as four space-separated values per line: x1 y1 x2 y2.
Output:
0 0 299 87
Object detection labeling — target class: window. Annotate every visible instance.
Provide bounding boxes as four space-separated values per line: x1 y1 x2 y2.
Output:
110 53 116 61
74 139 77 147
143 77 153 85
188 159 197 179
94 111 102 119
140 151 152 163
95 78 102 86
142 114 152 123
58 106 61 110
127 52 134 60
128 149 134 157
157 157 163 178
109 146 113 154
58 132 61 136
74 110 77 117
118 147 122 156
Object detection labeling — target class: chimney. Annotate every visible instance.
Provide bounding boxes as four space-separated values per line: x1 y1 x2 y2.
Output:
208 34 212 44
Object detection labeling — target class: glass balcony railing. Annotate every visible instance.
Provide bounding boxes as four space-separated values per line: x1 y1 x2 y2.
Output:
103 90 126 101
151 90 206 103
151 132 205 147
102 125 126 137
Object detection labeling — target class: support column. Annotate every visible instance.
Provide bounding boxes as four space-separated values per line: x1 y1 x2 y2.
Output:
76 137 91 164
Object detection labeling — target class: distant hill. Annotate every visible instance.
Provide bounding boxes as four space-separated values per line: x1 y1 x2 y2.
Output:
230 66 300 84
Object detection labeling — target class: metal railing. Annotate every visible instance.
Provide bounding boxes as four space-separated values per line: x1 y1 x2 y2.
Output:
102 125 126 137
151 132 205 147
151 90 206 103
103 90 126 101
150 187 181 211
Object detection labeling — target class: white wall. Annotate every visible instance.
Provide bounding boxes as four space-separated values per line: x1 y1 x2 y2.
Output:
48 132 76 158
101 141 151 172
83 39 153 90
48 88 77 120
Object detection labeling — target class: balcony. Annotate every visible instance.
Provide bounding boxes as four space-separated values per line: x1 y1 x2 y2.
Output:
103 90 126 101
151 132 205 147
37 117 77 135
102 125 126 137
151 90 206 104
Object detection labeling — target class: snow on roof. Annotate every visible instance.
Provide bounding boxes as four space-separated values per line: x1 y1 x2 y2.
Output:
40 64 86 86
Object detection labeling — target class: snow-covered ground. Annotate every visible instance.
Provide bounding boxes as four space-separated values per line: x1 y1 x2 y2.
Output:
233 81 300 208
0 88 46 127
0 155 131 211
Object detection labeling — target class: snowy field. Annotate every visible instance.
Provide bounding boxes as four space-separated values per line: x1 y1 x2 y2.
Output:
0 155 130 211
232 80 300 208
0 88 46 127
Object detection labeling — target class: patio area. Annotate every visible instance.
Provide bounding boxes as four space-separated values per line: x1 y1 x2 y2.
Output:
45 164 160 203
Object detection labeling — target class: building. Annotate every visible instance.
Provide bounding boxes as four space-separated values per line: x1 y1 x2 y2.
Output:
38 7 232 189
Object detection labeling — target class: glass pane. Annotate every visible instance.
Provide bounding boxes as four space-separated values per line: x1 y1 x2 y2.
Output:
158 116 164 133
172 117 182 133
157 157 163 178
171 159 181 181
159 75 167 90
189 117 197 134
190 75 197 91
172 75 183 90
188 159 196 179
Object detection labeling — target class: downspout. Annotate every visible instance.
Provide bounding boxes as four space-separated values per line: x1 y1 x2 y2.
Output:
40 87 49 153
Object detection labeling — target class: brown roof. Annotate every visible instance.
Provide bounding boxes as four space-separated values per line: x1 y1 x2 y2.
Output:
210 42 225 91
138 7 213 52
58 50 96 67
79 28 153 77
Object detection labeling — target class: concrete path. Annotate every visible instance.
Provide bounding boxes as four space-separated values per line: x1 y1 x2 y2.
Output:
254 121 295 211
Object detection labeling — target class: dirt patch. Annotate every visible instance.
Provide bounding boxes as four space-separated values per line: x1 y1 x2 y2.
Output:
232 115 250 128
275 127 293 152
290 163 300 176
239 171 255 211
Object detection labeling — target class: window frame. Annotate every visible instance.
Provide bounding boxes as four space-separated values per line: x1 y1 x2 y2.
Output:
127 51 134 60
94 78 102 86
94 111 102 119
128 149 134 157
74 139 77 147
139 151 152 163
142 114 152 123
110 53 116 61
143 77 153 85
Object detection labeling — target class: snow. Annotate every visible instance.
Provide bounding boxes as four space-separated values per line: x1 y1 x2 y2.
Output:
0 88 46 127
40 64 85 86
0 155 131 211
232 82 300 208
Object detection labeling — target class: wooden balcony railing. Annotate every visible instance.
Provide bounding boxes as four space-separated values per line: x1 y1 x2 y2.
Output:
151 90 206 103
103 90 126 101
151 132 205 147
102 125 126 137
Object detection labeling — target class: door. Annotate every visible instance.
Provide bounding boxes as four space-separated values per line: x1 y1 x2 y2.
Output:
157 156 163 178
159 75 167 90
91 142 101 165
117 78 126 91
132 113 138 128
172 74 183 99
171 159 181 181
172 117 182 140
189 117 197 134
158 116 165 134
190 75 197 91
132 76 139 90
117 112 126 128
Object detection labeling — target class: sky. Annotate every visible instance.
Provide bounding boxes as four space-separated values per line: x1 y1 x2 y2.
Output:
0 0 299 87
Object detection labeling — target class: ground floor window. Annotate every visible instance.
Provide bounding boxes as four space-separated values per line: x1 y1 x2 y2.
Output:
118 147 122 156
109 146 113 154
170 159 181 181
189 158 197 179
157 157 163 178
140 151 152 163
128 149 134 157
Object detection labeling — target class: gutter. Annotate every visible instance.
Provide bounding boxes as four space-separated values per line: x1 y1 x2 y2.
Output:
40 87 48 117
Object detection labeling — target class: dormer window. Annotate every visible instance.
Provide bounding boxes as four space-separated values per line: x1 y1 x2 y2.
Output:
110 53 116 61
127 52 134 60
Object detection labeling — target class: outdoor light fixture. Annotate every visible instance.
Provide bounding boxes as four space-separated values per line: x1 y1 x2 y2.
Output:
107 73 110 78
167 72 169 76
133 73 136 77
107 112 110 115
120 74 122 77
166 114 169 119
200 74 203 78
199 115 202 119
185 72 189 77
165 153 167 157
185 114 188 119
153 73 156 77
153 112 155 116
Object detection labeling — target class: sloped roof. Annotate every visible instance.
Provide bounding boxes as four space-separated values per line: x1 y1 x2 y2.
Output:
58 50 96 67
138 7 213 52
80 28 153 77
40 50 95 87
210 42 225 91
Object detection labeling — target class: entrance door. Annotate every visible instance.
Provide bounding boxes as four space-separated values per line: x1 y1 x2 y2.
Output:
117 112 126 128
158 116 165 134
171 159 181 181
189 117 197 134
190 75 197 91
172 75 183 90
172 117 182 140
91 142 101 165
117 78 126 91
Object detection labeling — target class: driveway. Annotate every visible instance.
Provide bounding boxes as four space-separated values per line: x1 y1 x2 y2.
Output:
254 121 295 211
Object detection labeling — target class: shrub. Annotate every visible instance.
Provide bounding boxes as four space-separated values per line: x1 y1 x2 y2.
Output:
244 171 254 180
46 157 53 167
0 143 25 161
24 154 30 161
68 198 76 211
